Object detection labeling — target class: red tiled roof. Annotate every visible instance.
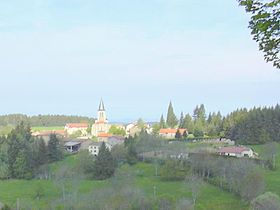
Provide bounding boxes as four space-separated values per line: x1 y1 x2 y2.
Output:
65 123 88 128
97 133 111 137
218 146 250 154
159 128 186 135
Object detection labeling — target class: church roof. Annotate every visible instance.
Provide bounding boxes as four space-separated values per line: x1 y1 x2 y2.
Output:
65 123 88 128
99 99 105 111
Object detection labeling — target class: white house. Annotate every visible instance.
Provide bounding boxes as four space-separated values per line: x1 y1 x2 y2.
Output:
217 146 254 158
88 142 112 156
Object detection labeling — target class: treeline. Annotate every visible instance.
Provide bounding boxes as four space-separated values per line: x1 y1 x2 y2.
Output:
0 114 95 127
225 105 280 144
0 122 64 179
156 103 280 144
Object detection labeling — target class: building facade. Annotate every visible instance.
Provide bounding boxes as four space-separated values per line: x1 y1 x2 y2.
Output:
217 146 254 158
91 99 111 137
88 142 112 156
64 123 88 136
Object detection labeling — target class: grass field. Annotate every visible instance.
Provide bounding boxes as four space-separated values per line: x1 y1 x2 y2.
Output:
0 155 248 210
1 142 279 209
31 126 64 132
250 143 280 196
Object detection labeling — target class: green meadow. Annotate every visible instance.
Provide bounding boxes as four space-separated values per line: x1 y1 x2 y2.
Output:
250 143 280 196
31 126 64 132
0 154 248 210
1 143 279 209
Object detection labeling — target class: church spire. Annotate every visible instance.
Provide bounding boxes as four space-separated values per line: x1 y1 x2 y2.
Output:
98 98 105 111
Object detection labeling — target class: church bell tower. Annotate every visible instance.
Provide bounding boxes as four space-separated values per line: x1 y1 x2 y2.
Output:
97 99 107 123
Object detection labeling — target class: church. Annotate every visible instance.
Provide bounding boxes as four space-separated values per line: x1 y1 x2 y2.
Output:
91 99 111 137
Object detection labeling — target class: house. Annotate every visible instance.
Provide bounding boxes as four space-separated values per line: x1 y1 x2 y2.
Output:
88 142 112 156
107 135 125 147
31 130 65 142
64 141 81 153
125 124 142 137
97 132 112 142
159 128 187 139
64 123 88 136
91 99 111 137
217 146 254 158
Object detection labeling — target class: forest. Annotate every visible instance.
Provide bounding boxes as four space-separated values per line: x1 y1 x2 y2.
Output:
0 114 95 127
156 103 280 145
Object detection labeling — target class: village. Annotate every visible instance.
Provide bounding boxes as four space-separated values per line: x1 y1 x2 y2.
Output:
31 99 258 160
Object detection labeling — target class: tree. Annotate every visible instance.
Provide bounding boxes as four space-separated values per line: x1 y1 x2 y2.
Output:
182 114 194 133
111 144 127 166
159 114 166 129
137 118 146 129
239 168 265 202
7 122 33 179
175 129 182 139
166 102 178 128
48 134 63 162
193 104 206 124
160 159 189 181
238 0 280 68
152 123 161 135
126 140 138 165
250 192 280 210
37 138 48 166
193 128 204 138
179 112 184 128
77 151 95 177
93 142 115 180
108 125 126 136
263 142 278 169
186 175 204 206
31 138 48 171
33 184 45 200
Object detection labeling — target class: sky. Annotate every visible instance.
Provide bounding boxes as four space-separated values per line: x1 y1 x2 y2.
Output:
0 0 280 122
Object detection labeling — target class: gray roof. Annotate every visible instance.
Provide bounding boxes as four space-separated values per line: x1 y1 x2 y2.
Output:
99 99 105 111
89 142 103 147
64 141 81 147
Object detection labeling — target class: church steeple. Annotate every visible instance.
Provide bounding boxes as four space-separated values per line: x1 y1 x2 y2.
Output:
99 99 105 111
97 99 107 122
92 99 109 137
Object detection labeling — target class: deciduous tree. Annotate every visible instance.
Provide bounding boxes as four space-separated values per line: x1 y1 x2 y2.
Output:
238 0 280 68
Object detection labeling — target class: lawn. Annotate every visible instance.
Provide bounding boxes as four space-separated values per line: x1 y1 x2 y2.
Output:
2 143 277 209
31 126 64 132
250 143 280 196
0 155 248 210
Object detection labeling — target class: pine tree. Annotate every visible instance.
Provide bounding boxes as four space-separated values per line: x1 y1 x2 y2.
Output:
179 112 184 128
7 122 33 179
48 134 63 162
38 138 48 165
93 142 115 180
126 139 138 165
159 114 166 129
182 114 194 133
166 101 178 128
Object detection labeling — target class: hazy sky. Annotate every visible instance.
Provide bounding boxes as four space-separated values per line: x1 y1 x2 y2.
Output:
0 0 279 122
